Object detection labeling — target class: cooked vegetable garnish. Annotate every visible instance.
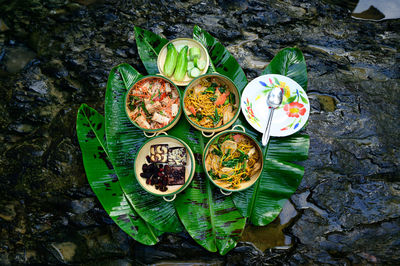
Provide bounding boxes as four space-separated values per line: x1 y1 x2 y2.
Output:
205 133 261 189
184 76 237 128
126 77 180 129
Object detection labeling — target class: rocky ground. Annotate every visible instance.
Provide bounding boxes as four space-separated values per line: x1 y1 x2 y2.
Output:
0 0 399 265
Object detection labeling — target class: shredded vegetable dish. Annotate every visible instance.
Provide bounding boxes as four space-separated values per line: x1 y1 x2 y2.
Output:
184 77 237 128
126 77 180 129
205 133 262 189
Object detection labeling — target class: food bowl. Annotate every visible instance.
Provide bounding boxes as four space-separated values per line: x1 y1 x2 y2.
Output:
125 75 182 137
202 125 263 195
134 133 195 201
157 38 210 86
182 73 241 137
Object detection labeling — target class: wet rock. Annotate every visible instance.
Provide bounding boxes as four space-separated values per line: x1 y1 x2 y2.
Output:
70 198 96 214
1 45 36 73
0 19 9 32
0 201 17 221
50 241 77 263
0 0 399 264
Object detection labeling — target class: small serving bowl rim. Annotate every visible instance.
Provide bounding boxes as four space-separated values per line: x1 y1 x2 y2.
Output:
124 75 182 133
202 129 264 192
157 38 210 86
182 73 241 132
134 135 195 197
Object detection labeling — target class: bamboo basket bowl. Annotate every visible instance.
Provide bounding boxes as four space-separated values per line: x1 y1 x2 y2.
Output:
182 73 241 137
157 38 210 86
202 125 264 195
125 75 182 138
134 133 195 201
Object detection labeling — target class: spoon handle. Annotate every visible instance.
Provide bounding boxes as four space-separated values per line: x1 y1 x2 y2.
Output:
262 108 274 146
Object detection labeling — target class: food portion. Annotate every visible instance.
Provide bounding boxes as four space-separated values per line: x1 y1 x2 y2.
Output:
162 41 206 80
149 144 168 163
205 133 262 189
140 144 187 192
126 77 180 130
184 77 237 128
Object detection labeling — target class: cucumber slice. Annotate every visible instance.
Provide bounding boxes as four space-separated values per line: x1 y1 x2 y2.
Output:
189 47 201 60
187 61 194 71
194 58 206 71
189 67 201 78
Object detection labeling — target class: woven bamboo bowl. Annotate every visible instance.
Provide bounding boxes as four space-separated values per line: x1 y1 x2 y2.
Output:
134 134 195 201
182 73 241 137
202 125 263 195
125 75 182 137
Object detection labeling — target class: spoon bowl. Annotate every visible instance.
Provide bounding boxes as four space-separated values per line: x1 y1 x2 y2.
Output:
262 87 283 146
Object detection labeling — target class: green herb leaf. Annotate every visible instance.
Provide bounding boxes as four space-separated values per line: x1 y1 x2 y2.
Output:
229 93 236 105
202 87 215 94
195 112 203 121
218 87 226 93
212 148 222 156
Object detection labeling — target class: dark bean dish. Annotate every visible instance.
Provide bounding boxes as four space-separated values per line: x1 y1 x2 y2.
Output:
140 144 187 192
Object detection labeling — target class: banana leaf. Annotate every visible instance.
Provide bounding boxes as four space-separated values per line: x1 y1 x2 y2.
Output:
231 46 310 226
134 26 169 75
104 63 182 233
193 25 248 91
133 26 247 254
169 119 246 255
231 135 309 225
262 47 308 90
76 104 161 245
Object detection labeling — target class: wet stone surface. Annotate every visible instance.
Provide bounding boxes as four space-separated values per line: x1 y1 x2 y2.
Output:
0 0 399 264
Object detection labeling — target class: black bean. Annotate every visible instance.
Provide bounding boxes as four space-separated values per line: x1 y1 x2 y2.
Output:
146 156 151 163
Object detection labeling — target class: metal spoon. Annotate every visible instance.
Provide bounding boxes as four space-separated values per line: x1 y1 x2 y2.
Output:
262 87 283 146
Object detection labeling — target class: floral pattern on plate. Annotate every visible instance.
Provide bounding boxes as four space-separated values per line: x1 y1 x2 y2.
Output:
241 74 310 137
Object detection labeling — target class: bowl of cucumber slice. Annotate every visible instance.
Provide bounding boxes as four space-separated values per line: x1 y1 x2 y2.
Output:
157 38 210 86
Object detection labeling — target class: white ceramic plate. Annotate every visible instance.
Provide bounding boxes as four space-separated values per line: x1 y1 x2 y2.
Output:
241 74 310 137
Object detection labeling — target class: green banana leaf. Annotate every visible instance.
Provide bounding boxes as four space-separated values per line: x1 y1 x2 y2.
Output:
76 104 161 245
230 47 309 226
133 26 247 254
193 25 248 91
104 63 182 233
169 119 246 255
134 26 169 75
231 135 309 225
262 47 308 90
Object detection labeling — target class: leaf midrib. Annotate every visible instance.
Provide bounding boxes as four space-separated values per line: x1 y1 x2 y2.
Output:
80 106 158 243
81 106 108 157
137 30 160 58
